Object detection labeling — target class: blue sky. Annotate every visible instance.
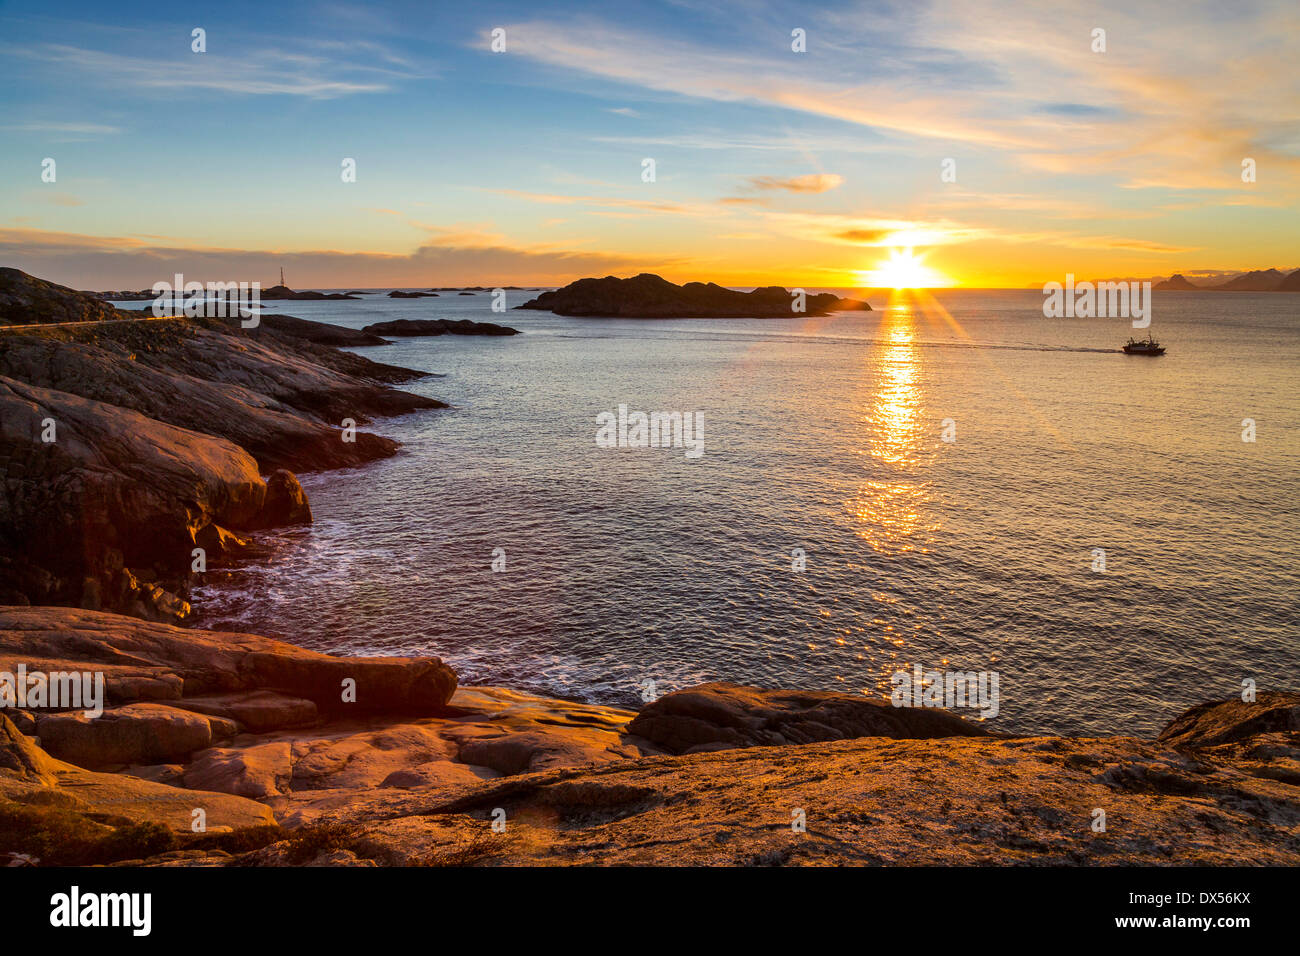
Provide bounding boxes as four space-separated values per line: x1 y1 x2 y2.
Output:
2 0 1297 288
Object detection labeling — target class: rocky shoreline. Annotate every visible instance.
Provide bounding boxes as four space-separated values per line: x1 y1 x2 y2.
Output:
1 605 1295 866
0 269 444 620
0 267 1295 867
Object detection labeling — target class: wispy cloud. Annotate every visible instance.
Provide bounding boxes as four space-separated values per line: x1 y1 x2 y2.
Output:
588 132 892 153
37 192 85 207
745 173 843 193
9 42 418 98
500 5 1300 192
496 19 1032 149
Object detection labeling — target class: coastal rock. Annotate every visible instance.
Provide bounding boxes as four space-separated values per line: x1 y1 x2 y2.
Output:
224 312 389 347
517 273 872 318
189 314 446 414
256 469 312 528
361 318 520 337
0 268 129 326
453 730 629 775
168 691 319 732
427 687 655 778
7 709 36 735
180 721 483 809
193 523 250 560
0 711 58 784
0 270 455 618
183 741 295 799
0 607 458 718
2 614 1297 865
387 291 439 298
289 723 462 791
307 850 377 866
338 723 1300 866
628 682 990 754
0 326 413 473
0 280 445 458
0 714 275 832
166 686 654 822
1155 691 1300 748
122 573 192 623
121 762 186 786
0 375 273 612
35 702 227 768
0 270 444 461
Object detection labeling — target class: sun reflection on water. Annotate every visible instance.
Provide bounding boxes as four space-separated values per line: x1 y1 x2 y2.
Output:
849 292 936 554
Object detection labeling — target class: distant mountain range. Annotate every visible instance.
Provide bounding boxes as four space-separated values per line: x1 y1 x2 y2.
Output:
1153 268 1300 291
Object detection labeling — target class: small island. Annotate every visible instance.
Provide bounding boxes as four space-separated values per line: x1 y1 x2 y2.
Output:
260 285 360 301
362 318 520 337
516 273 872 318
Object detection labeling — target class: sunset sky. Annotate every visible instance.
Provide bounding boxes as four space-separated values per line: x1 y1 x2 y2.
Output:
2 0 1296 289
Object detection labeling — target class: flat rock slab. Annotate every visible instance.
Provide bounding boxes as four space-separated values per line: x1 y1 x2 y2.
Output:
36 702 233 768
171 686 651 821
0 606 457 718
184 741 294 800
168 690 319 732
316 731 1300 866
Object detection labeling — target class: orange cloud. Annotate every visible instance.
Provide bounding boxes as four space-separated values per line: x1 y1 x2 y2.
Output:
746 174 843 193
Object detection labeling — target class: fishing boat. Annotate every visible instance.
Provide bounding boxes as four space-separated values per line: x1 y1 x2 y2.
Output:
1122 335 1165 356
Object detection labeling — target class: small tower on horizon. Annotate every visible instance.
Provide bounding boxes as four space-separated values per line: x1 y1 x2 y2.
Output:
280 267 286 288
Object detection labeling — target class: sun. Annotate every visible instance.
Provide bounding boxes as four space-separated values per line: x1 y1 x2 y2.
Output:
859 248 943 289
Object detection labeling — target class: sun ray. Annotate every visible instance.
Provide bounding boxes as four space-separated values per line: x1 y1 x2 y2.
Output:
911 289 1075 450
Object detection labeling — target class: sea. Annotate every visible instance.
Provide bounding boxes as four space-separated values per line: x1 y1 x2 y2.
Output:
115 288 1299 737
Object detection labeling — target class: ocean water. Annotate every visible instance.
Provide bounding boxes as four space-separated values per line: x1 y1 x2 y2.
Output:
163 288 1297 736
